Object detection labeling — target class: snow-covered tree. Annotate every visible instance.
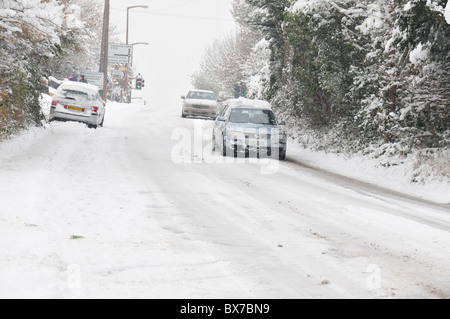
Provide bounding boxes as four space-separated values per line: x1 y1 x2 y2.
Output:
392 0 449 147
45 0 104 79
192 0 449 154
242 38 271 99
191 31 255 100
353 0 449 148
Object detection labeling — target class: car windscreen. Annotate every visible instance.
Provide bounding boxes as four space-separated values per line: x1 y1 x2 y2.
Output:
60 89 90 101
228 108 277 125
187 91 215 100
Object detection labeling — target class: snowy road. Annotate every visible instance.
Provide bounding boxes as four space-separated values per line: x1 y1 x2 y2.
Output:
0 100 449 299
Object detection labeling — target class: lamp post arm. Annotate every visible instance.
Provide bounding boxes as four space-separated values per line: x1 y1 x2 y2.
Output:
126 5 148 44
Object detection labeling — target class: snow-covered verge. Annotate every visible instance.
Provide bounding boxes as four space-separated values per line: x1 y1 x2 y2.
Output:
287 143 449 205
283 117 449 205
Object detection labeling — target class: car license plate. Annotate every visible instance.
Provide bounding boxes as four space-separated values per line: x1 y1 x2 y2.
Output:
250 139 267 147
66 105 84 112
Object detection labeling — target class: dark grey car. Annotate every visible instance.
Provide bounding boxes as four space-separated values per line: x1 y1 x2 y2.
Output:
212 98 287 160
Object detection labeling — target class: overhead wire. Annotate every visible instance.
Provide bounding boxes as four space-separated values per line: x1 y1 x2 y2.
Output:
110 6 234 22
149 0 197 13
137 10 234 22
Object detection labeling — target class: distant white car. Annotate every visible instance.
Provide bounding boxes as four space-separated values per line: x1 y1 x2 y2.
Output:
181 89 219 119
49 81 106 128
131 97 146 105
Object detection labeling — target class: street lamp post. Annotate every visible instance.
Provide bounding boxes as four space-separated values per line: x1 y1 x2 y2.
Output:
99 0 110 102
125 5 148 102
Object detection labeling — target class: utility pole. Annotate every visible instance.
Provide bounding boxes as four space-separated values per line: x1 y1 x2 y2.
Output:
99 0 110 102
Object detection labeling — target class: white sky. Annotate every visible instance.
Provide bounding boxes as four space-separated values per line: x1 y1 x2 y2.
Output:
108 0 236 106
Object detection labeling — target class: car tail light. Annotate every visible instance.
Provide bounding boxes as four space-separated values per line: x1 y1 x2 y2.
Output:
91 106 99 113
51 100 58 106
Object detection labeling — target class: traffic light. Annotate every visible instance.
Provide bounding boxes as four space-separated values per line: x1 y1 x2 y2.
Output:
136 78 142 90
234 84 247 98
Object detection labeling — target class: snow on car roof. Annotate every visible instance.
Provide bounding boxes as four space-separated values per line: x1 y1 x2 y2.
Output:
189 89 214 93
57 81 100 95
224 97 272 110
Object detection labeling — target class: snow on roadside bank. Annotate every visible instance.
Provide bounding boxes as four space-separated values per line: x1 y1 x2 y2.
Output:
279 107 449 205
287 143 449 205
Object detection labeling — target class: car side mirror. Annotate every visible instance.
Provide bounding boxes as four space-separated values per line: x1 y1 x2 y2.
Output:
181 96 185 99
279 120 286 125
217 116 226 122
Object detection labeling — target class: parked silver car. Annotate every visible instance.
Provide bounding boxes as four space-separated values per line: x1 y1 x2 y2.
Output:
49 81 106 128
212 98 287 160
181 90 219 119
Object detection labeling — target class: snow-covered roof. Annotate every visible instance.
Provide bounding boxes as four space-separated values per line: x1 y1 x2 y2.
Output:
224 97 272 110
57 81 100 96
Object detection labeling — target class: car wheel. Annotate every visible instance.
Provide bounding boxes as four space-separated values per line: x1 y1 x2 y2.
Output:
221 138 227 157
181 110 186 118
211 134 216 152
99 115 104 127
279 149 286 161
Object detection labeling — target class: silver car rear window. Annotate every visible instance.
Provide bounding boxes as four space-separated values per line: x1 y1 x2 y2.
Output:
187 91 215 100
62 90 90 100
